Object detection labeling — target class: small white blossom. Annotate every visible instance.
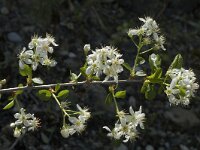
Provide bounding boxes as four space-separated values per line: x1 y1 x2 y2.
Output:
60 125 76 138
18 34 57 71
76 104 91 120
139 17 159 36
84 44 91 54
128 17 166 51
103 106 145 142
86 46 124 82
165 68 199 105
128 29 139 38
69 116 86 133
10 108 40 138
18 47 33 69
13 127 21 138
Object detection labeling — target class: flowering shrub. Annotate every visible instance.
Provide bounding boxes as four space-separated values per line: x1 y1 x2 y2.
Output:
0 17 199 144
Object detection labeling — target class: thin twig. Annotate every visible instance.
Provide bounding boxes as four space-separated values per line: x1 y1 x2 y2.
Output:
0 79 143 94
8 134 24 150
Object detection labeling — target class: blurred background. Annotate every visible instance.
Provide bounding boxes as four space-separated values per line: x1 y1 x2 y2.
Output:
0 0 200 149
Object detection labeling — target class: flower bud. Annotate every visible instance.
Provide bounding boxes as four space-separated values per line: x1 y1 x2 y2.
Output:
14 127 21 138
84 44 90 55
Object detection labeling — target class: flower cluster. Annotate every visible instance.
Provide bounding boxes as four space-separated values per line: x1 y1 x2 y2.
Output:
86 46 124 82
18 34 58 71
10 108 40 138
165 68 199 105
103 106 145 142
60 104 91 138
128 17 166 51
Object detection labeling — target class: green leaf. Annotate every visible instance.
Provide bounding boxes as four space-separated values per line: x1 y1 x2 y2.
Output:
55 84 60 93
32 78 44 84
15 84 24 95
179 87 186 97
92 76 100 81
115 91 126 99
19 64 32 77
168 54 183 71
123 63 132 71
145 84 156 100
38 90 52 101
105 93 113 104
147 68 162 80
141 80 149 93
3 100 14 110
57 90 69 100
80 67 87 77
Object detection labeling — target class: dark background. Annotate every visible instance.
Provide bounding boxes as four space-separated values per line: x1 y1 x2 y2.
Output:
0 0 200 149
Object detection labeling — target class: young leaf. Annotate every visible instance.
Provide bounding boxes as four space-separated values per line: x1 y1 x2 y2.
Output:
80 67 87 77
115 91 126 99
92 76 100 81
38 90 52 101
19 64 32 77
145 84 156 100
57 90 69 100
123 63 132 71
55 84 61 93
32 78 44 84
105 93 113 104
141 80 149 93
3 100 14 110
168 54 183 71
15 84 24 95
147 68 162 80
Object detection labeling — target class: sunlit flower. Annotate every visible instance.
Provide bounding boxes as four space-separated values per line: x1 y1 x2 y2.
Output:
60 125 76 138
76 104 91 120
10 108 40 138
18 47 33 69
103 106 145 142
86 46 124 82
165 68 199 105
69 116 86 133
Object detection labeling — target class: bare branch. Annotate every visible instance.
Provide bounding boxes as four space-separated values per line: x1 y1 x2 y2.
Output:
0 79 143 94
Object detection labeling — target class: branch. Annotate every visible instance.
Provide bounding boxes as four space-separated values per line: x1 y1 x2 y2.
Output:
0 79 143 94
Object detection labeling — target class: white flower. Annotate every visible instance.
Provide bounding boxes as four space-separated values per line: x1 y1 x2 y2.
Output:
165 68 199 105
86 46 124 82
11 108 40 138
18 47 33 69
46 33 58 46
28 35 39 49
60 125 76 138
42 58 57 67
103 125 123 140
14 108 34 126
76 104 91 120
128 106 145 129
14 127 21 138
128 17 166 51
84 44 91 54
19 34 58 71
154 36 166 51
139 17 159 36
128 29 139 38
103 106 145 142
69 116 85 133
